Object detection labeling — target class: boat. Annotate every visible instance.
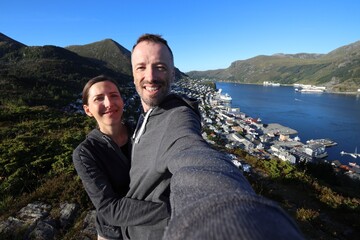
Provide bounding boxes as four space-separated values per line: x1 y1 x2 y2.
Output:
263 81 280 86
220 93 232 102
298 88 324 93
216 89 232 102
295 85 326 93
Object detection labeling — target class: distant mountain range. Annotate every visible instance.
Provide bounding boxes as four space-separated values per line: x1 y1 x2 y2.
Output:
187 40 360 92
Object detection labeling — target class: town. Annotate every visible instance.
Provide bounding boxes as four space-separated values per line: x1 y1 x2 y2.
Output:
169 78 360 181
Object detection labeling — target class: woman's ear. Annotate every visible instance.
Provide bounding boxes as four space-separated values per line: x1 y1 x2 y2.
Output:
83 105 93 117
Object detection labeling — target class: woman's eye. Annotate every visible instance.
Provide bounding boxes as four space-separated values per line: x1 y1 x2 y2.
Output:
94 96 104 102
136 66 145 71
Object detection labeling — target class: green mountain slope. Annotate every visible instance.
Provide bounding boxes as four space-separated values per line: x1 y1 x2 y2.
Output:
0 33 132 108
187 40 360 92
66 39 132 76
0 33 26 55
66 39 187 81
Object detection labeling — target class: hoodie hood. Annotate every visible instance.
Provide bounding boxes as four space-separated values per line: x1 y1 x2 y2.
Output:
133 93 201 144
157 93 201 118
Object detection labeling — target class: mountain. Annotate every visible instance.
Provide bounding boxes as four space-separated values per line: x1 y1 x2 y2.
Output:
0 33 132 108
66 39 132 76
0 33 188 108
187 40 360 92
0 33 26 56
66 39 187 81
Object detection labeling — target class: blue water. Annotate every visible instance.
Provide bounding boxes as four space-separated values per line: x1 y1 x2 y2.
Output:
216 82 360 165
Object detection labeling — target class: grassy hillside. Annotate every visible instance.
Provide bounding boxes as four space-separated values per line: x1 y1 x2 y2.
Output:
187 40 360 92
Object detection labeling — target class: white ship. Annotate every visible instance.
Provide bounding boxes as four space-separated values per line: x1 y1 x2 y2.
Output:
295 85 326 93
216 89 232 102
263 81 280 86
220 93 232 102
298 88 324 93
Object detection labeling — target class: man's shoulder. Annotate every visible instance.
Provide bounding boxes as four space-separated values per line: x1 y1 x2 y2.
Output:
160 93 201 117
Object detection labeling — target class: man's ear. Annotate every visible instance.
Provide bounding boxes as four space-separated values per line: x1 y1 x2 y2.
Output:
83 105 93 117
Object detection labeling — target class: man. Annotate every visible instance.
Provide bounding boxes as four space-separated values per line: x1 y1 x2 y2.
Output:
126 34 304 240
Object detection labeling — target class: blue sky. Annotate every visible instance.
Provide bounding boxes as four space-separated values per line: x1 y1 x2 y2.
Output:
1 0 360 72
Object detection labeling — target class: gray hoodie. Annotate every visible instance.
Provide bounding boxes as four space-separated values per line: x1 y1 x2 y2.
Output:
125 93 242 239
125 93 304 240
73 128 169 239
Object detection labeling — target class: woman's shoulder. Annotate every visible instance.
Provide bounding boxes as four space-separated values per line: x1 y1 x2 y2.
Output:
73 129 103 155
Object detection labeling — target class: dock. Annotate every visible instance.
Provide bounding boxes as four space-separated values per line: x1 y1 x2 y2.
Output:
306 139 337 147
340 147 359 159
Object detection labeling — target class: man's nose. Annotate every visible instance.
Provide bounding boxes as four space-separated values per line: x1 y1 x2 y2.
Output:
145 67 156 81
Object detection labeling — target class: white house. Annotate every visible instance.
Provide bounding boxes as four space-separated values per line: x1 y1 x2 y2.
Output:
304 143 327 158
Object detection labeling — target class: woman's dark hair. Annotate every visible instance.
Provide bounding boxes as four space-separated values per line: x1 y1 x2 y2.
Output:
82 75 121 105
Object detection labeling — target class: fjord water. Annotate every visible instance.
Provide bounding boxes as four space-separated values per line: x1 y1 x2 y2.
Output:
216 82 360 165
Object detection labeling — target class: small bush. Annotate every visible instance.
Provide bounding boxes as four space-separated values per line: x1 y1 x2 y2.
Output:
296 208 320 221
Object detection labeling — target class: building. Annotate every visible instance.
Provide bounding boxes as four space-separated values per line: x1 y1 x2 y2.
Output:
304 143 328 158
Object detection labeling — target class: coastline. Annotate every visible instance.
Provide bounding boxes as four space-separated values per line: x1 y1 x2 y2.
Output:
215 81 360 95
176 78 360 181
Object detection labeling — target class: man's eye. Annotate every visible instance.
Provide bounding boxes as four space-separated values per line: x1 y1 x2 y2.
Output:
157 66 166 71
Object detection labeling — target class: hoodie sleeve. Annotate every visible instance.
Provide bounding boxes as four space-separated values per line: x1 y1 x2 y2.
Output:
161 104 256 196
160 104 304 240
73 146 169 227
164 168 304 240
161 105 240 172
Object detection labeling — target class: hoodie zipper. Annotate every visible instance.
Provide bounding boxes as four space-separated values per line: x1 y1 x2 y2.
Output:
133 108 154 144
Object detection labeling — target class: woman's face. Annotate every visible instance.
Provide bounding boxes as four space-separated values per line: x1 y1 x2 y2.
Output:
83 81 124 132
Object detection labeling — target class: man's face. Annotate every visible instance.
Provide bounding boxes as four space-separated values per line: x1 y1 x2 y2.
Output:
131 41 174 112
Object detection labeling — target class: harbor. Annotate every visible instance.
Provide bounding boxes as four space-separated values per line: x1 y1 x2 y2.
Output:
173 78 360 181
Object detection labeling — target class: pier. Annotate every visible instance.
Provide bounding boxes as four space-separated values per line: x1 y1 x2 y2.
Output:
340 147 359 159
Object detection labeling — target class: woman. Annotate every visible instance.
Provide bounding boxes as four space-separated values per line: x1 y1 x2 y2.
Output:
73 75 168 240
